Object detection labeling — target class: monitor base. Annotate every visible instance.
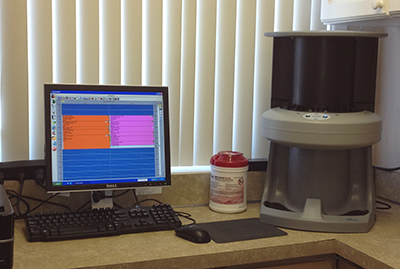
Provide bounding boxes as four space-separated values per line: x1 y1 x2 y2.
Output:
91 190 113 209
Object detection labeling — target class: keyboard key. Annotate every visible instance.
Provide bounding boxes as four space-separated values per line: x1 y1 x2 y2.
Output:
59 226 98 235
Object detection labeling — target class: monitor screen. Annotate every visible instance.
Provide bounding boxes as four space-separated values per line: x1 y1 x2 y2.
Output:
44 84 171 193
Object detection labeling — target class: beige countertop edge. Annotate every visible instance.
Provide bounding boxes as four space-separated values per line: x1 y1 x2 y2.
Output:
98 239 339 269
84 239 390 269
333 240 393 269
13 202 399 269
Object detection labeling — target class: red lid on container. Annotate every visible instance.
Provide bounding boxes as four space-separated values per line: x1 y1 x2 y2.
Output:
210 151 248 167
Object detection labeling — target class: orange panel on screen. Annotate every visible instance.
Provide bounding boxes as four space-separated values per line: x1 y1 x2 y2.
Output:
63 115 110 149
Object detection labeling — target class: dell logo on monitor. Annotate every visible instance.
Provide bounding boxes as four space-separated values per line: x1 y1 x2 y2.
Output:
106 184 118 188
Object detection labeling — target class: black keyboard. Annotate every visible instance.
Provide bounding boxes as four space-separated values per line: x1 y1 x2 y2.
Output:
24 204 182 242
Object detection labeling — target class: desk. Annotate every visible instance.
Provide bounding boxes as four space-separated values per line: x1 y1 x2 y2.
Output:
13 203 400 269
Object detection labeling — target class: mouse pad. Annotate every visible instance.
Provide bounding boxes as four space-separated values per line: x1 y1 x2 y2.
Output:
198 218 287 243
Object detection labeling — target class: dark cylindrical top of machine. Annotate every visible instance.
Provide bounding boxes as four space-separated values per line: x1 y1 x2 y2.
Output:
293 36 356 111
267 31 387 113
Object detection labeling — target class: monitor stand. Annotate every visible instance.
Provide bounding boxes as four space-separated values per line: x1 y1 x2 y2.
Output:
91 190 113 209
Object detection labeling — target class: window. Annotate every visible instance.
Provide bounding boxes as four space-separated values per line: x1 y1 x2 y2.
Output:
0 0 324 169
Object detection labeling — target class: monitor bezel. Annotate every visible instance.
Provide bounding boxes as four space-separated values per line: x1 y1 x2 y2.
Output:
44 83 171 193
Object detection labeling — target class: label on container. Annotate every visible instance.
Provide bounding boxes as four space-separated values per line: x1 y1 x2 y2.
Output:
210 174 244 205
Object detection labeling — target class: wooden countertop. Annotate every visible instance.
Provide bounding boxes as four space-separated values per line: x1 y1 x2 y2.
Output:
13 202 400 269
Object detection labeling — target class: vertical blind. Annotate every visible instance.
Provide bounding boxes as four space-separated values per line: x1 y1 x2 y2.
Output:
0 0 324 167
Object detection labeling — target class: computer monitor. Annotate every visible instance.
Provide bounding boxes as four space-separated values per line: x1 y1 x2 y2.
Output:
44 84 171 202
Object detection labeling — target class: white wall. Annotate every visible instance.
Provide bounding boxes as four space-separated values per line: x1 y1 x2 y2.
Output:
374 27 400 168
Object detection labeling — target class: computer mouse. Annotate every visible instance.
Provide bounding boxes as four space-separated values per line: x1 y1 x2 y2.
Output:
175 225 211 243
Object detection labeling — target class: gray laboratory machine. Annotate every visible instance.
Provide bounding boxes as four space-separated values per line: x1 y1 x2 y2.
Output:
260 31 387 233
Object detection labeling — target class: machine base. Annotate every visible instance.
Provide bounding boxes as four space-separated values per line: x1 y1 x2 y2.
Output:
260 143 376 233
260 198 375 233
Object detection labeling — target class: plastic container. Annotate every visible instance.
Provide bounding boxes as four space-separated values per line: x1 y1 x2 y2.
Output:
209 151 249 213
